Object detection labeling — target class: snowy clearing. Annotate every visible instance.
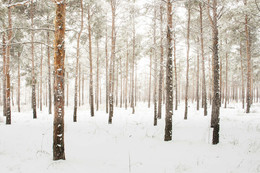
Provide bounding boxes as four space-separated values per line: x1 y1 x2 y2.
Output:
0 103 260 173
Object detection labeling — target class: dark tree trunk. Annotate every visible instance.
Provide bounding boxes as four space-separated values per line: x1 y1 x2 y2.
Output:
164 0 173 141
2 32 6 117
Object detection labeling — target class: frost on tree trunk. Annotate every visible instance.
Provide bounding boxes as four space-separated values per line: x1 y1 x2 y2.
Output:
208 0 220 145
47 14 52 115
53 0 66 160
164 0 173 141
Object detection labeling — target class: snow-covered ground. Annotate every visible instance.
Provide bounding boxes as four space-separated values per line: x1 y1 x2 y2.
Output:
0 102 260 173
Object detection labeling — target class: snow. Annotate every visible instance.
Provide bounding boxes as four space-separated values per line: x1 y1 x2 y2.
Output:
0 103 260 173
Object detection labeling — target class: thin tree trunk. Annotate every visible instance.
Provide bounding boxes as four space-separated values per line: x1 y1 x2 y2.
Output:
66 72 69 107
174 32 178 110
244 0 252 113
131 4 135 114
53 0 66 160
158 4 164 119
184 5 190 120
199 3 207 116
73 0 83 122
88 5 94 117
96 39 99 111
164 0 173 141
106 24 109 113
47 14 52 115
40 44 43 111
82 70 84 105
3 32 6 117
153 7 157 126
225 40 228 108
196 38 200 110
79 65 81 107
120 57 123 108
148 51 152 108
125 39 129 110
31 1 37 119
108 0 116 124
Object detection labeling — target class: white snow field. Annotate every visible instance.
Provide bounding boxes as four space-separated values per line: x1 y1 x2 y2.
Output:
0 103 260 173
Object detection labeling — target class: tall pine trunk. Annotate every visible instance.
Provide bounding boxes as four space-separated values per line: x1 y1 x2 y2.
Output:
164 0 173 141
184 5 191 120
153 7 157 126
53 0 66 160
2 32 6 117
47 14 52 114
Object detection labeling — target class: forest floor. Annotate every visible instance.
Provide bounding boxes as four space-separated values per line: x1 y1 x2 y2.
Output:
0 102 260 173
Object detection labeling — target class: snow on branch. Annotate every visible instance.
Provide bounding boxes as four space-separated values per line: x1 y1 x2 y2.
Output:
7 0 29 8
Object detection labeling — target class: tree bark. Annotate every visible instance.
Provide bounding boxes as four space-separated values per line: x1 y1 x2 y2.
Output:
125 39 129 110
184 5 191 120
153 7 157 126
47 14 52 115
106 24 109 113
88 5 94 117
199 3 207 116
2 31 7 117
164 0 173 141
131 3 135 114
244 0 252 113
196 37 200 110
53 0 66 160
174 32 178 110
108 0 116 124
208 0 220 145
73 0 83 122
40 44 43 111
158 4 164 119
31 1 37 119
96 39 99 111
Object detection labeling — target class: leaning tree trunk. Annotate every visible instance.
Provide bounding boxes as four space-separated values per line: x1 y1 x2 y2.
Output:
164 0 173 141
208 0 220 145
184 5 191 120
158 4 164 119
53 0 66 160
30 1 37 119
199 3 207 116
88 5 94 117
73 0 83 122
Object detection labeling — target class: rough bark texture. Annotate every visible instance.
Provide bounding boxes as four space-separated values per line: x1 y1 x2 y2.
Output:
53 0 66 160
184 5 191 120
208 0 220 145
164 0 173 141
